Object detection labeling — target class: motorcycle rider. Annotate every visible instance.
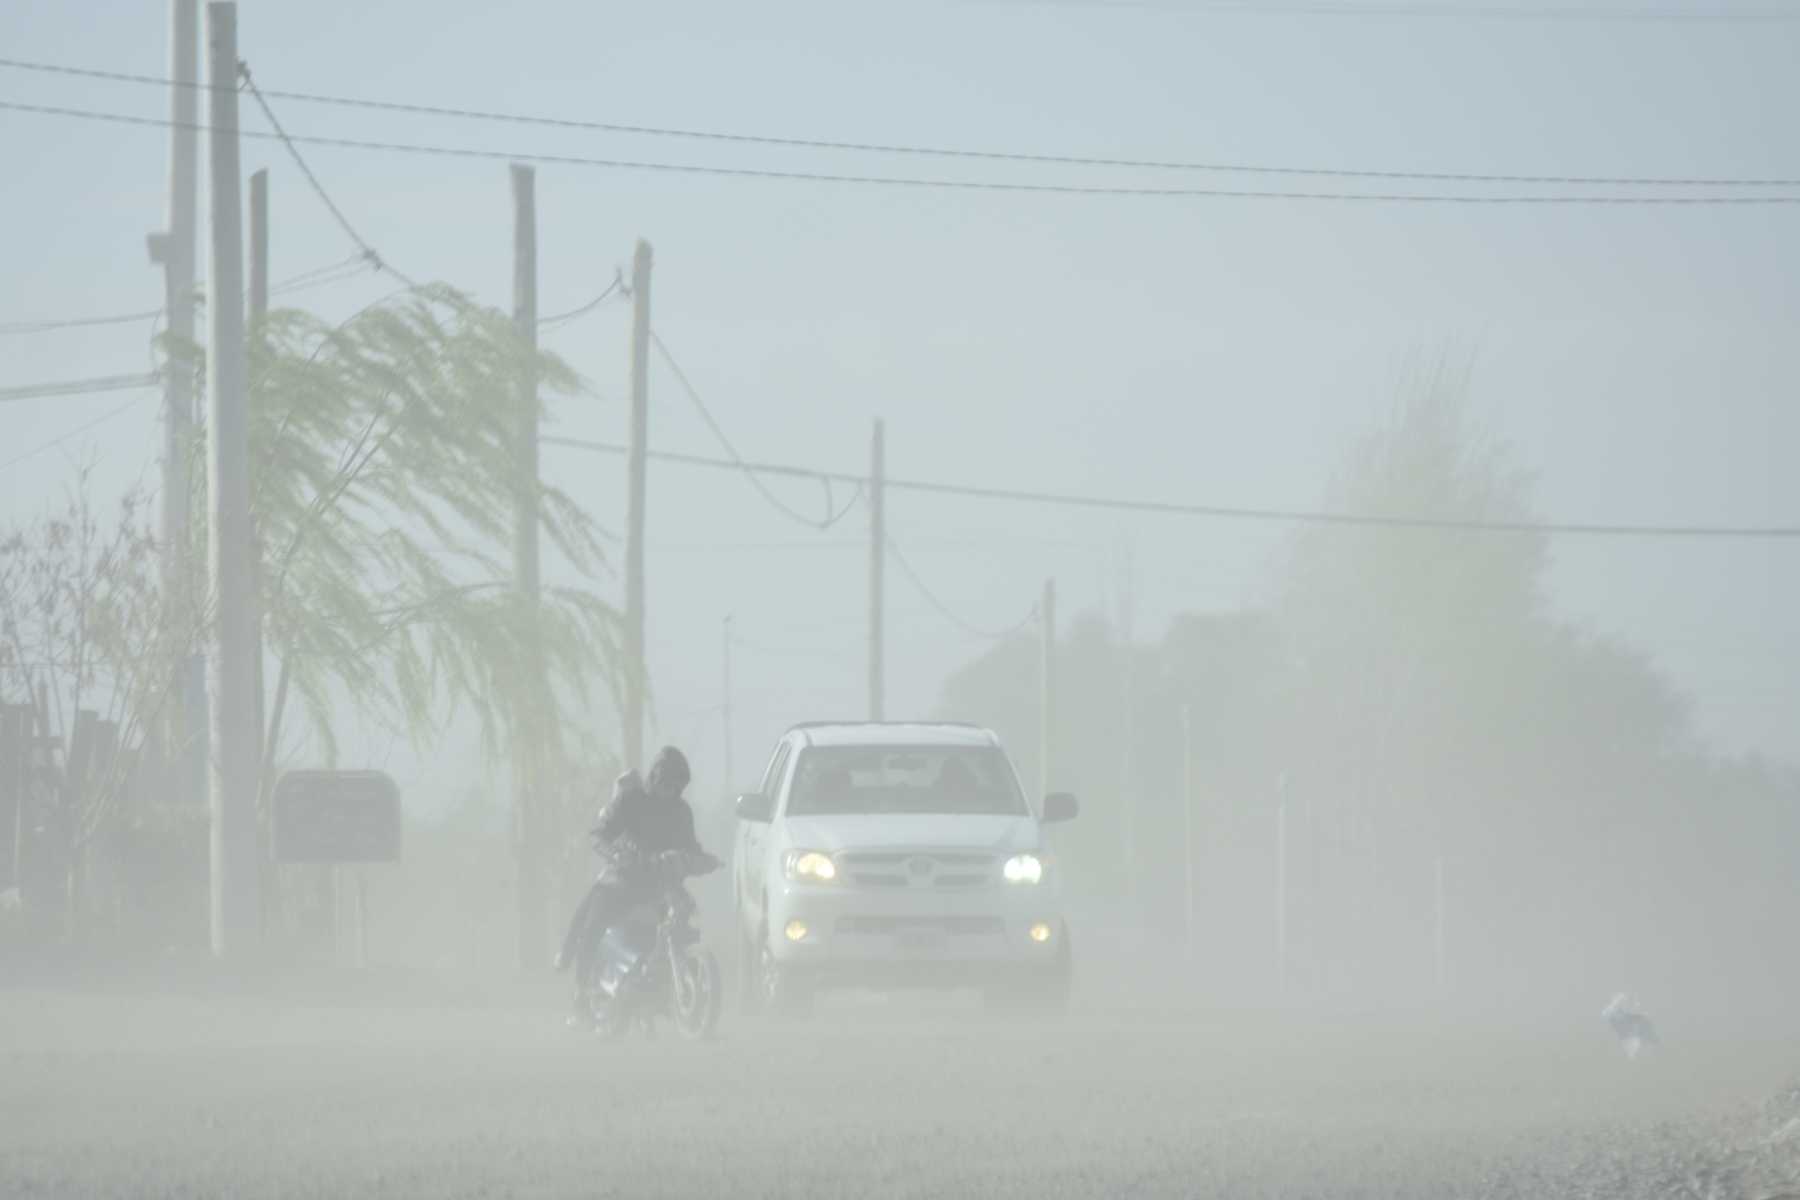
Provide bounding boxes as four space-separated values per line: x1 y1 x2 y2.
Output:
556 746 718 1018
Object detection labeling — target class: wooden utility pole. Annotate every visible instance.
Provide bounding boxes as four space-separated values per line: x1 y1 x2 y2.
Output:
204 0 259 960
624 239 652 772
1275 772 1289 1001
1039 578 1056 804
1182 703 1197 964
150 0 205 816
722 616 734 794
1433 855 1446 995
868 419 886 722
1118 546 1137 905
510 164 548 969
248 169 269 333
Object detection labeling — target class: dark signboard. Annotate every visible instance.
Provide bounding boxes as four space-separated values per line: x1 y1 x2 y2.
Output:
271 770 402 864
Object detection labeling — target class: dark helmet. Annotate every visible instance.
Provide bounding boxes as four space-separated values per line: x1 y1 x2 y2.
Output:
646 746 691 798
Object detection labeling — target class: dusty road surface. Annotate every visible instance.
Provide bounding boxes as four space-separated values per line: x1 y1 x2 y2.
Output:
3 982 1797 1199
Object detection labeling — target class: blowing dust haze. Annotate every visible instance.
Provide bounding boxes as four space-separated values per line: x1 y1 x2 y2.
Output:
2 1 1797 1197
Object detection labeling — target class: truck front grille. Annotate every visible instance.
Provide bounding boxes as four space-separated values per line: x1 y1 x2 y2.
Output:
837 850 998 890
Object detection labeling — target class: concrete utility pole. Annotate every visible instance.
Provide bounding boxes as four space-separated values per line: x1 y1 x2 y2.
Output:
248 167 267 767
203 1 259 959
1039 578 1056 804
624 239 652 772
868 419 886 722
510 164 547 969
149 0 206 814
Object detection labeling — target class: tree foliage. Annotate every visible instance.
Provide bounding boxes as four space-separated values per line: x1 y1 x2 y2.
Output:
232 285 624 771
0 478 192 852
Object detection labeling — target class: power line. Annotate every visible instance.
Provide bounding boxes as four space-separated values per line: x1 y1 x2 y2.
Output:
0 307 162 337
0 393 154 472
887 538 1042 640
538 270 625 328
540 435 1800 540
266 253 376 298
236 62 420 288
5 55 1794 189
0 373 161 404
0 256 370 343
1007 0 1800 21
650 331 866 530
8 98 1800 206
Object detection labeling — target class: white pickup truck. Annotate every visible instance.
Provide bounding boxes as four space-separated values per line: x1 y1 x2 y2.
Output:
732 722 1077 1015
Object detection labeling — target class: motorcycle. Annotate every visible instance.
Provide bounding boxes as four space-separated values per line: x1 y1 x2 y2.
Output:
576 848 724 1040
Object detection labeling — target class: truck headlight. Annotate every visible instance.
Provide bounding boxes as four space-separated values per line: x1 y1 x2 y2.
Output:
1003 853 1043 885
784 850 837 883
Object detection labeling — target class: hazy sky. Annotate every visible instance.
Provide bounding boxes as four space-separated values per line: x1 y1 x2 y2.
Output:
3 0 1796 810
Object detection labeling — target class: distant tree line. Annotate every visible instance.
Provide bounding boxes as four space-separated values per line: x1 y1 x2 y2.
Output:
940 365 1799 1020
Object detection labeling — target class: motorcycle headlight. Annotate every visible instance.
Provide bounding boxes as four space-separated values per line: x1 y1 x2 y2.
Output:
784 850 837 883
1003 853 1043 885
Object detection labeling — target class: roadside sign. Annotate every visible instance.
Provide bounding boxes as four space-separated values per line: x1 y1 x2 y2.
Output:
271 770 402 864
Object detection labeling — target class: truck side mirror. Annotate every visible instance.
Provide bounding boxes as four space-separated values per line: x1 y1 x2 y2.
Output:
736 792 774 823
1042 792 1078 823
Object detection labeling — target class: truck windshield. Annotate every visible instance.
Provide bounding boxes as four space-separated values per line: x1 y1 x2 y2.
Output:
786 746 1028 817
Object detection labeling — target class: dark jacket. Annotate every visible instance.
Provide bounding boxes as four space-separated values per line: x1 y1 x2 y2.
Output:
592 771 702 887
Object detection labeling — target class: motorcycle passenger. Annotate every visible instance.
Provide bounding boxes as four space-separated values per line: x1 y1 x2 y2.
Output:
556 747 717 1009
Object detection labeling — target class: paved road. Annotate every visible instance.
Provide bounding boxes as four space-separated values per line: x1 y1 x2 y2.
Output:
2 985 1795 1198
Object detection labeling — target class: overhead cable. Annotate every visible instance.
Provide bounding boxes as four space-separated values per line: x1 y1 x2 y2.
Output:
0 256 372 345
1014 1 1800 22
7 99 1800 206
0 393 154 472
650 331 866 530
4 55 1794 188
0 307 163 337
236 62 421 288
0 373 162 404
540 435 1800 540
538 270 625 328
887 538 1042 640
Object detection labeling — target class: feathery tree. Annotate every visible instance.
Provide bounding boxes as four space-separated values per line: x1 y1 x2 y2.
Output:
178 283 624 957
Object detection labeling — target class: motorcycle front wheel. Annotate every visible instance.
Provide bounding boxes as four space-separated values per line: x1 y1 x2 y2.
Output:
671 947 723 1040
578 963 630 1041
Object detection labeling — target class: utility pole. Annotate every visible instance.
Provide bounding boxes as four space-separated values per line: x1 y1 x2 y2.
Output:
1275 771 1289 1002
1039 578 1056 804
248 169 269 333
1118 545 1137 907
203 0 259 960
722 616 734 795
624 239 652 773
248 167 268 759
1182 703 1196 965
868 419 886 722
510 164 547 969
149 0 204 815
1433 855 1446 996
247 166 271 936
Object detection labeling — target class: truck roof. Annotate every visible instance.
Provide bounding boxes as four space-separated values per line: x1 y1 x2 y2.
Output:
786 721 999 749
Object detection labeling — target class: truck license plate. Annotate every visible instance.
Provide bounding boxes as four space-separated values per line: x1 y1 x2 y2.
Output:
898 928 946 951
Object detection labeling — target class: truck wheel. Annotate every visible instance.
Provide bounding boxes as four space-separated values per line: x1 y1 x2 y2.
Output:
760 926 814 1019
738 921 764 1015
986 930 1072 1018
